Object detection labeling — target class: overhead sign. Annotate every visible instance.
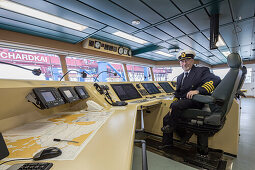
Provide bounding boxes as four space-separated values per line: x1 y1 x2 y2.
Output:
82 38 132 57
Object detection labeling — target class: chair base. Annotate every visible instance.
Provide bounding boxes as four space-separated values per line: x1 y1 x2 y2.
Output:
184 150 226 170
145 137 227 170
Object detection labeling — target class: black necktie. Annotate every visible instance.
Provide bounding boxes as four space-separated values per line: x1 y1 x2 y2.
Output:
181 72 188 86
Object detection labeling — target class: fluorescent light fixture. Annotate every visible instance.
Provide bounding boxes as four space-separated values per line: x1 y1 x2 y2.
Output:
113 31 148 44
155 51 173 57
222 51 231 56
216 35 226 47
0 0 87 31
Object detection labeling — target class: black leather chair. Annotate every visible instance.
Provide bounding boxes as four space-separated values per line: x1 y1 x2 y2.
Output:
236 66 247 99
176 53 245 155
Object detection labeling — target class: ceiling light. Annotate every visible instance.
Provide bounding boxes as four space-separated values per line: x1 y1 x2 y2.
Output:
216 35 226 47
222 51 231 56
155 51 173 57
113 31 148 44
132 20 140 25
0 0 87 31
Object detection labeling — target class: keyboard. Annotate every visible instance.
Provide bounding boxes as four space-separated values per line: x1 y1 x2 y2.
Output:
7 162 53 170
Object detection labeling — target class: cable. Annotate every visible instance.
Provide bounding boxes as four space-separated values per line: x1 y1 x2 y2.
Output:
60 70 87 81
94 71 117 82
0 158 33 166
0 61 41 76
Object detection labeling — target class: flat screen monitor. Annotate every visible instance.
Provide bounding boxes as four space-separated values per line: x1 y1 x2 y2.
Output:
74 86 90 99
111 84 142 101
33 87 65 109
58 87 79 103
41 91 56 102
141 83 161 94
64 90 73 98
158 82 175 93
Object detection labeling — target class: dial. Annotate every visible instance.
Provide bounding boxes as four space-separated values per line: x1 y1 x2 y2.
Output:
123 48 128 55
128 49 132 56
94 41 101 49
118 47 124 55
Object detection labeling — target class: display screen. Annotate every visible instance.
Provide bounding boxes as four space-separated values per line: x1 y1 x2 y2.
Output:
64 90 73 98
41 91 56 102
141 83 161 94
111 84 142 101
78 88 86 96
158 82 175 93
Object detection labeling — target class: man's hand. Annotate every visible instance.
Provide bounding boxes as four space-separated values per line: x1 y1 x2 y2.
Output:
186 90 199 99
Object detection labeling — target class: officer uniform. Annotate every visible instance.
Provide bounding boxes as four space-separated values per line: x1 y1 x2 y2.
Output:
161 50 221 146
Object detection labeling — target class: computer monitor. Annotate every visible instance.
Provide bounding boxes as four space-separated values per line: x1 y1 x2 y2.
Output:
111 84 142 101
58 87 80 103
158 82 175 93
74 86 90 99
141 83 161 94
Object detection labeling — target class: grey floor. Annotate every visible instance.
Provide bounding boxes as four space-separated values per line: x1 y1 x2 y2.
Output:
232 98 255 170
132 98 255 170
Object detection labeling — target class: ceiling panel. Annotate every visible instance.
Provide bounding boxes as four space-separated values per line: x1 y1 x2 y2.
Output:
236 18 253 46
93 31 143 49
186 9 210 30
0 9 95 36
157 42 172 48
219 24 239 48
78 0 150 29
110 0 163 24
171 0 201 12
12 0 106 30
230 0 255 20
134 31 162 43
166 40 190 51
189 32 210 50
210 50 225 62
0 17 83 43
156 22 184 37
171 16 199 34
144 27 173 41
45 0 137 33
143 0 180 19
177 36 208 53
206 0 232 25
0 23 79 44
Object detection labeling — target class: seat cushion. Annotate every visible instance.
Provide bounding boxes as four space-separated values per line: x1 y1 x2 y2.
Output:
180 109 212 119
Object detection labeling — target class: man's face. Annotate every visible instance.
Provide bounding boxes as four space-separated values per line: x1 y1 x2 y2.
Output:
180 58 194 71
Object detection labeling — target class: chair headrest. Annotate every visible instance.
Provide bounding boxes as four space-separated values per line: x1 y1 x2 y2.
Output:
227 53 242 68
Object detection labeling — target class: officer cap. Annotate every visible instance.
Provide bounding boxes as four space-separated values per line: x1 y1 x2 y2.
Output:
177 50 196 61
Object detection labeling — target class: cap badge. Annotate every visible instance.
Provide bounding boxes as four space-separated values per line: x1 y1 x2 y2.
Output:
181 52 186 58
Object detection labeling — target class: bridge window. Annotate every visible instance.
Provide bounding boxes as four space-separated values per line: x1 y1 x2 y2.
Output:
245 68 252 84
0 47 62 80
126 64 152 81
153 67 183 81
65 56 126 82
213 68 230 80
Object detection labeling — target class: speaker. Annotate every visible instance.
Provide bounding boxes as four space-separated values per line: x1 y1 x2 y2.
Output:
0 132 9 160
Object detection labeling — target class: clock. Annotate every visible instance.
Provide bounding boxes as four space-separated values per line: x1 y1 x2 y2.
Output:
118 47 124 55
123 48 128 55
94 41 101 49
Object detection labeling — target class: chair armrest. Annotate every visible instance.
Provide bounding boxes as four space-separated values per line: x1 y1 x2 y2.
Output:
192 94 215 104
